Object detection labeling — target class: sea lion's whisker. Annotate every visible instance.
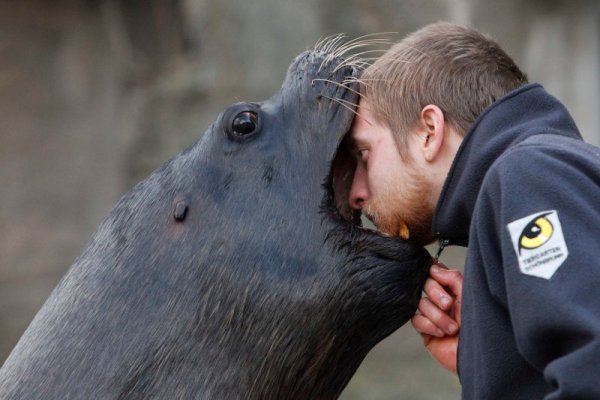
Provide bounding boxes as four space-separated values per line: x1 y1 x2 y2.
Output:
347 77 390 83
329 96 360 108
314 33 340 52
354 57 381 61
315 32 394 57
331 51 386 74
331 52 370 70
320 95 369 124
332 42 383 61
311 78 365 99
337 31 397 45
338 76 394 122
342 77 381 91
323 34 347 58
326 37 388 68
318 34 348 73
326 34 347 54
325 96 366 117
346 48 389 58
339 61 372 73
314 36 325 52
330 53 385 76
316 33 395 74
330 60 365 75
315 33 342 53
332 39 392 59
339 57 385 72
332 32 396 55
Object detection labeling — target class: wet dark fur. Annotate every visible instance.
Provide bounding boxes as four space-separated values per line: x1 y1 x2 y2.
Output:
0 47 431 399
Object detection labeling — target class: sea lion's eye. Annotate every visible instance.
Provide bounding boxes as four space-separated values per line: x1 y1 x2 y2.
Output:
232 111 258 137
224 104 262 142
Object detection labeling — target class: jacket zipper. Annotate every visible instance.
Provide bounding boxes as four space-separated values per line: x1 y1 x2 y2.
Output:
435 238 451 260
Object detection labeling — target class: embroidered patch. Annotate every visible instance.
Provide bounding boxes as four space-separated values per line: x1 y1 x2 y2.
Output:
507 210 568 279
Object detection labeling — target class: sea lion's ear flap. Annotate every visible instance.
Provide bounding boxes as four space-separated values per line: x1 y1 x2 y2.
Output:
340 239 431 344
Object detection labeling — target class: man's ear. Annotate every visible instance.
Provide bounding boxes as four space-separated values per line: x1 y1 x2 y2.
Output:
419 105 446 162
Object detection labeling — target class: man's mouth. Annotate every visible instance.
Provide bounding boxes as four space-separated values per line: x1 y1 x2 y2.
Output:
360 210 411 240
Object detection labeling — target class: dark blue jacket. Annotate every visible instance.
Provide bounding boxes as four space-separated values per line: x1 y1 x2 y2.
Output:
432 83 600 399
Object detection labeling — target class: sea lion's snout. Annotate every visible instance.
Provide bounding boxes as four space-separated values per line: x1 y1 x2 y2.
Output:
274 40 433 370
281 49 360 144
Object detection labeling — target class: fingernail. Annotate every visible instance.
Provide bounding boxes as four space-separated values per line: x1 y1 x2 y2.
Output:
447 323 458 334
440 296 451 307
431 266 441 274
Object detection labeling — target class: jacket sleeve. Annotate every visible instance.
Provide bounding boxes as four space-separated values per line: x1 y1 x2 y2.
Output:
472 139 600 399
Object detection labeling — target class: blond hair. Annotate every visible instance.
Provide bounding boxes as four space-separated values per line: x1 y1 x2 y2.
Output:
361 22 528 153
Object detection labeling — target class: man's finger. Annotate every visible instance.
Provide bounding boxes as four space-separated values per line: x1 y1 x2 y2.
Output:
417 298 459 335
430 265 463 298
424 278 454 311
411 314 444 338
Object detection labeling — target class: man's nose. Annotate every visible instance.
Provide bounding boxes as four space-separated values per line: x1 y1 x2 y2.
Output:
348 166 369 209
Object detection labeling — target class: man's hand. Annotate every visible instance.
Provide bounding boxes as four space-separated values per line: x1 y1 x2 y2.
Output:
411 262 463 374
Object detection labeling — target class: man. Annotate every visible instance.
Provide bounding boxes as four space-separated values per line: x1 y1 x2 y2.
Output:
347 22 600 398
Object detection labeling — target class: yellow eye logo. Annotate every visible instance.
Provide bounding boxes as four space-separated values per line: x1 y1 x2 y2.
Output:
518 213 554 254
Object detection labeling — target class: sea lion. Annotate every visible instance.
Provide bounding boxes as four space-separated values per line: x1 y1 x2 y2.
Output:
0 38 431 399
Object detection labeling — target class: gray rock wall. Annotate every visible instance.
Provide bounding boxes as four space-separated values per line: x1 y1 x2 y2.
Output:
1 1 598 398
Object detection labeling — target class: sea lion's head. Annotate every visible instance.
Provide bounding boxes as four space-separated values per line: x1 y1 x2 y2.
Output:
0 38 431 400
142 38 432 398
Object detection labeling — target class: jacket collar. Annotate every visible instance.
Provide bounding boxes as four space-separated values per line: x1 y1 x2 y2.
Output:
432 83 581 248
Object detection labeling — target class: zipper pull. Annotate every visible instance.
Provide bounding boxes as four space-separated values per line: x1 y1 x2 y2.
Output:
435 239 450 260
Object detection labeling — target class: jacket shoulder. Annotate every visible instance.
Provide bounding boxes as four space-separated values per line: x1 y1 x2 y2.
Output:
489 133 597 182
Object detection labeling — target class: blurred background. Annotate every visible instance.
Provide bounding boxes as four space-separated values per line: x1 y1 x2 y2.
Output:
1 0 599 398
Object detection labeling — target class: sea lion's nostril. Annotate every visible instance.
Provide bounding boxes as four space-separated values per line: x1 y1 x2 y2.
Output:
345 65 355 77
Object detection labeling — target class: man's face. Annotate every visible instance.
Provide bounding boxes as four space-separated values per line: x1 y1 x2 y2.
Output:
347 99 436 245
